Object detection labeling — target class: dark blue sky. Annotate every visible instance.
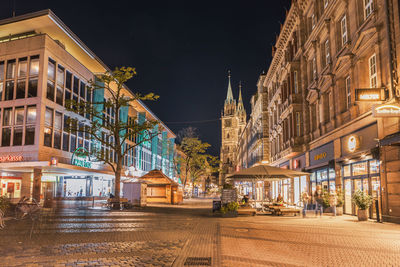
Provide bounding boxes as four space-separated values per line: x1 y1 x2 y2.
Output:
0 0 291 155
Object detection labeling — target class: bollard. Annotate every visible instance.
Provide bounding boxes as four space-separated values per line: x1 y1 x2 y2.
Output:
375 199 381 223
92 196 95 208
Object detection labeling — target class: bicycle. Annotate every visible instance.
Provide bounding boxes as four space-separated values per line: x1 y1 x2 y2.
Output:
15 196 41 220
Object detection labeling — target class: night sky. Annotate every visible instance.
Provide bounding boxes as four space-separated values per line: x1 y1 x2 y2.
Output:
0 0 291 156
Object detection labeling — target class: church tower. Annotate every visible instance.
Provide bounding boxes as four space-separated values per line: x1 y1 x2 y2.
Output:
220 72 246 184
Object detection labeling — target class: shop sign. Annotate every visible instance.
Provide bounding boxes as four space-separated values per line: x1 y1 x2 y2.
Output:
373 104 400 117
347 135 360 153
71 147 92 168
341 124 378 157
355 88 386 101
310 142 334 166
0 155 23 162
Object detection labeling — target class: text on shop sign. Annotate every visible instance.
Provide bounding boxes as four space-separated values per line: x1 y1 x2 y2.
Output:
0 155 23 162
71 147 92 168
314 152 327 161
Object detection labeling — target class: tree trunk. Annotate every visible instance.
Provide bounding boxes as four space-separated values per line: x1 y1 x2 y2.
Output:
113 162 122 210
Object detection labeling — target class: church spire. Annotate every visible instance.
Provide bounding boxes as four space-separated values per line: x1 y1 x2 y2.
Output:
237 81 244 111
225 70 234 104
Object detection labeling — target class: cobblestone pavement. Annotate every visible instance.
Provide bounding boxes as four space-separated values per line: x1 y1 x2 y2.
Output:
1 199 400 266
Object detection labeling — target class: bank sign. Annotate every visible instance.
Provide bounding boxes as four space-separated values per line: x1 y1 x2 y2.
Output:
71 147 92 168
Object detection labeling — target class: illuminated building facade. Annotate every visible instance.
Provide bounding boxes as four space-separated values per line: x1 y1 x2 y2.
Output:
265 0 400 222
0 10 177 201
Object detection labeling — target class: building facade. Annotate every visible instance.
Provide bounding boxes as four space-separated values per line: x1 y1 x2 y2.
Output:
264 0 400 222
0 10 177 201
219 74 246 184
235 74 270 170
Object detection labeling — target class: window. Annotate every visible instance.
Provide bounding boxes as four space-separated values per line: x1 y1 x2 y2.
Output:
29 55 39 76
324 0 329 9
0 61 4 100
25 105 36 145
6 60 16 79
329 91 334 120
57 65 64 87
18 58 27 78
341 16 348 46
80 81 86 98
325 39 330 65
73 76 79 94
3 108 12 126
44 107 53 147
294 71 298 93
345 76 351 109
13 127 23 146
14 107 24 125
364 0 374 19
1 128 11 146
54 112 62 149
311 14 316 30
65 71 72 89
16 80 25 99
369 54 377 88
47 58 55 80
5 81 14 100
46 80 55 101
295 112 301 137
312 57 317 80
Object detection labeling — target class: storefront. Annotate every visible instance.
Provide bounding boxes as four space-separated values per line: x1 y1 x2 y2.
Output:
340 124 380 219
308 142 336 195
292 154 308 205
0 176 22 199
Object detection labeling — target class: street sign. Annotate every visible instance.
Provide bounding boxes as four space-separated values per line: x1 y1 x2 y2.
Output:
355 88 386 101
373 104 400 117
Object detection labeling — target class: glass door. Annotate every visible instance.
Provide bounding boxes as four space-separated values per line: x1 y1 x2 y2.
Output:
353 179 362 215
344 179 352 214
371 177 380 219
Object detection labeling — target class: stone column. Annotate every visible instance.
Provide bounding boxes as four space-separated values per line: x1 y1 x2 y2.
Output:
32 168 42 202
20 172 32 199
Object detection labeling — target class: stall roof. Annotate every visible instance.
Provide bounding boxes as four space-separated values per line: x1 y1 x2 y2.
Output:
139 169 179 186
226 164 309 181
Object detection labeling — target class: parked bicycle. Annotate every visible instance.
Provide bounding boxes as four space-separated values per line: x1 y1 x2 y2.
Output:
15 196 41 220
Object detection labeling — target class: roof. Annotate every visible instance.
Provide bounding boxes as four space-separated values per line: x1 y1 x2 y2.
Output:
0 10 175 138
226 164 309 181
139 169 179 186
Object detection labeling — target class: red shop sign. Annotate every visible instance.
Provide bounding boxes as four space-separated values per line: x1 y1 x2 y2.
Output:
0 155 23 162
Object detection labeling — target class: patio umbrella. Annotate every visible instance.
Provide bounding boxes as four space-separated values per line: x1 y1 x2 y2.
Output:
226 164 309 182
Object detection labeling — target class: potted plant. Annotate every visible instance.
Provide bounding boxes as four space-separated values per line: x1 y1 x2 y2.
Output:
335 188 344 216
352 190 373 221
221 201 239 217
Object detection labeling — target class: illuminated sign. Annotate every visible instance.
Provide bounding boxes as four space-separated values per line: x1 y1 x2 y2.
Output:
314 152 327 161
293 159 299 169
0 155 23 163
347 135 359 153
373 104 400 117
355 88 386 101
71 147 92 168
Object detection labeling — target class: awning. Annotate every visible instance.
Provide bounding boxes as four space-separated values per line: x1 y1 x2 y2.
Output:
380 131 400 146
226 164 310 182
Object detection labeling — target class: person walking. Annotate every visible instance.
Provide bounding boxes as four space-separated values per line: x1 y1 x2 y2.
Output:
314 186 323 217
329 191 338 216
301 191 310 217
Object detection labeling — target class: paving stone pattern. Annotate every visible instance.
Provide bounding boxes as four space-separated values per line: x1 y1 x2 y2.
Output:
1 200 400 266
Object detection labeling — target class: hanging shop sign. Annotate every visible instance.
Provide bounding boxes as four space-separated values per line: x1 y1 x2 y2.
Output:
373 104 400 117
355 88 386 101
71 147 92 168
0 155 23 163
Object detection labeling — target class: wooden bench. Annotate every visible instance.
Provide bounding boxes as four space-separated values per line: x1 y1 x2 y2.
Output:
237 207 257 216
274 207 301 216
107 198 129 208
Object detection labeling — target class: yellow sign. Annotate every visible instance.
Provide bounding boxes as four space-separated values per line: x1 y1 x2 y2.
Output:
314 152 326 161
373 104 400 117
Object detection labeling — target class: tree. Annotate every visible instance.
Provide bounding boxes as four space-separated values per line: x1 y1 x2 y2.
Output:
176 128 219 192
66 67 159 207
187 154 219 194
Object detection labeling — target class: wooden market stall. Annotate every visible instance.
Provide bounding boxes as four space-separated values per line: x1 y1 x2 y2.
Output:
140 170 183 204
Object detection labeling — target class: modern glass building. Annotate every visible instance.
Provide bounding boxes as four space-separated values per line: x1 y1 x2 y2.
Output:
0 10 177 201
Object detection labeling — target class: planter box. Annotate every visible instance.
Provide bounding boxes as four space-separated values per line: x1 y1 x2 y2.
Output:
336 206 343 216
357 209 368 221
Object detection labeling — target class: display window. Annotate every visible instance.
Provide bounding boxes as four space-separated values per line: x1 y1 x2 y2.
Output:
0 177 22 199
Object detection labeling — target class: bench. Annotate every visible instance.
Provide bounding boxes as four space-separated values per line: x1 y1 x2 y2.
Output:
106 198 130 209
274 208 301 216
237 207 257 216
